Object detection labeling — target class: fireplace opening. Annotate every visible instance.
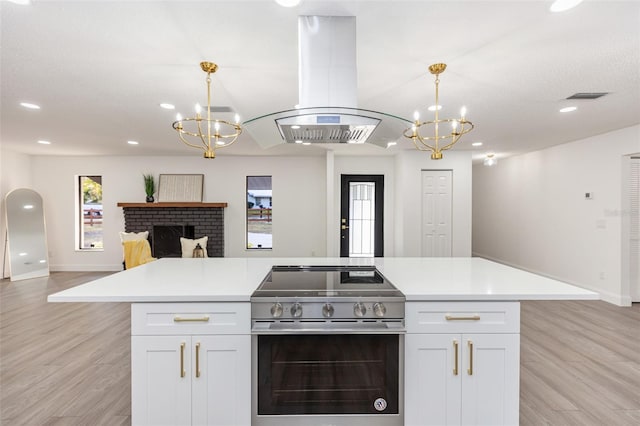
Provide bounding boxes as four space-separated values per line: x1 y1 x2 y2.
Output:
152 225 195 257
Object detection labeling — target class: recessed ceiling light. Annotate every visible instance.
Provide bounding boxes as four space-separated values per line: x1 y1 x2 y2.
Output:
20 102 40 110
23 204 34 209
559 106 577 113
37 140 51 145
550 0 583 12
291 125 301 130
127 140 139 145
471 142 483 147
302 142 311 146
386 141 397 148
275 0 301 7
428 105 442 111
295 140 303 144
160 103 175 110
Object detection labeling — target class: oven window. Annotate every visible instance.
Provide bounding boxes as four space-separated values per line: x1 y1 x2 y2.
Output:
257 334 399 415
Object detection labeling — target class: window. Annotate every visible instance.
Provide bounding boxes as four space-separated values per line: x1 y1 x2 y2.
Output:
78 175 103 250
247 176 272 249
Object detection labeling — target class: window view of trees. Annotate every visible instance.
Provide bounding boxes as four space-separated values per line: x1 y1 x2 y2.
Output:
79 175 103 249
247 176 272 249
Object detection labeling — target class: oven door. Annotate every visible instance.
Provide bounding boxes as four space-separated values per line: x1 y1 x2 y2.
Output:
252 333 403 426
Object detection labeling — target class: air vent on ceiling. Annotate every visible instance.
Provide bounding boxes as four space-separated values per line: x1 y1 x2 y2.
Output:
566 92 608 100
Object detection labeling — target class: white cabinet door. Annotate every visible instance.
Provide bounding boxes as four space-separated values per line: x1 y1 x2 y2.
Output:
460 334 520 426
132 336 192 426
191 335 251 426
405 334 461 426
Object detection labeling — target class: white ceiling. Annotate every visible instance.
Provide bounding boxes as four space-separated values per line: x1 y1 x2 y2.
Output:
2 0 639 161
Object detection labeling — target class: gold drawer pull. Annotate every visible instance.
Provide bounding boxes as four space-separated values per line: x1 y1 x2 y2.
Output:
174 316 210 322
445 315 480 321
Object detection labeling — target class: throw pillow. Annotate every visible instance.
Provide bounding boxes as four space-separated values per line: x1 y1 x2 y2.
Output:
119 231 149 242
180 236 208 258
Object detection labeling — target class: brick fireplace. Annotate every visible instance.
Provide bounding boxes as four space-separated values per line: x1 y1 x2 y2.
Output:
117 202 227 257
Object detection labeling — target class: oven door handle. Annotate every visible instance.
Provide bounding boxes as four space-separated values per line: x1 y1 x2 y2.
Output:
252 321 406 334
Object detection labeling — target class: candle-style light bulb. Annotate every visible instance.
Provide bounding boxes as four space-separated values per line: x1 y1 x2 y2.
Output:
460 106 467 119
195 103 202 115
452 120 459 130
214 122 220 132
234 114 240 124
413 110 420 121
176 113 183 122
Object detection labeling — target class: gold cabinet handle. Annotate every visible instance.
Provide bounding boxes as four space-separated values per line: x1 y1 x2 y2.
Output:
195 342 201 378
445 315 481 321
180 342 186 378
467 340 474 375
453 339 459 376
174 316 210 322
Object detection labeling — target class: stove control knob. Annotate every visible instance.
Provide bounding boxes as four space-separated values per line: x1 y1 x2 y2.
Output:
373 302 387 318
322 303 334 318
353 302 367 317
270 302 283 318
290 302 303 318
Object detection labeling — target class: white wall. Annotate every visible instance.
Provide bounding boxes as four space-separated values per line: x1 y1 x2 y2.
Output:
4 147 475 271
29 155 327 271
1 150 33 278
473 125 640 305
394 150 473 257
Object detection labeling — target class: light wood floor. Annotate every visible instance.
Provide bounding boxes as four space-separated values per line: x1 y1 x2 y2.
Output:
1 272 639 425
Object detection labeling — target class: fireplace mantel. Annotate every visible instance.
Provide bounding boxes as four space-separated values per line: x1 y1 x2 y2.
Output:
117 202 227 208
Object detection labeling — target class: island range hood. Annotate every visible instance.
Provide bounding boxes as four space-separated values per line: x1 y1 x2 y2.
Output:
243 16 411 149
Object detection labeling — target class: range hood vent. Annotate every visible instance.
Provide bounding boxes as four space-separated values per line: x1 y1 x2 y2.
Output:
276 112 380 144
243 16 410 149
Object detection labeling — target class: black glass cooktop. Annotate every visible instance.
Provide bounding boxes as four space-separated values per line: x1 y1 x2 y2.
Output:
252 265 403 298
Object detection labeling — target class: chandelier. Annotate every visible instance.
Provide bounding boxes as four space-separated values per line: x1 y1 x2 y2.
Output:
172 62 242 159
403 63 473 159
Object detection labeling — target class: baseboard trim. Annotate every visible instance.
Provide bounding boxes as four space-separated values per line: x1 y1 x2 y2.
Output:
51 264 123 272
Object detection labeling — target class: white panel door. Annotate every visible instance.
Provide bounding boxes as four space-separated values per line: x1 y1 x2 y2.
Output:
422 170 452 257
405 334 461 426
132 336 192 426
460 334 520 426
192 335 251 426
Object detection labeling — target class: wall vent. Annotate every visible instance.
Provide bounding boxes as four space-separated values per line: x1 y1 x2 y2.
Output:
566 92 608 100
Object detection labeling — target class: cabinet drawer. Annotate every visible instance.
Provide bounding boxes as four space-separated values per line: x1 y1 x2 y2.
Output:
406 301 519 334
132 302 250 335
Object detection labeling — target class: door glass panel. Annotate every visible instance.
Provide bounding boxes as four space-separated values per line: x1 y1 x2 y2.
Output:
349 182 375 257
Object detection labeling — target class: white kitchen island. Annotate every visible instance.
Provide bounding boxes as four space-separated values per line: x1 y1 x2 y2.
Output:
48 257 598 426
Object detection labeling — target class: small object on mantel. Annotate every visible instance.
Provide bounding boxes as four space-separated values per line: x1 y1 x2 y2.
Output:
193 243 205 258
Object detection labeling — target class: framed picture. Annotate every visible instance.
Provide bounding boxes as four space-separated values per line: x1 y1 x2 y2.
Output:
158 174 204 202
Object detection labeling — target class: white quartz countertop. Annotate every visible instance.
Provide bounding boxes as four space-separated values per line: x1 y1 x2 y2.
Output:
47 257 599 303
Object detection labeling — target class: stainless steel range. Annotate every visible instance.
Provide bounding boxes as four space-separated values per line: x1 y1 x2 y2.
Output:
251 265 405 426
